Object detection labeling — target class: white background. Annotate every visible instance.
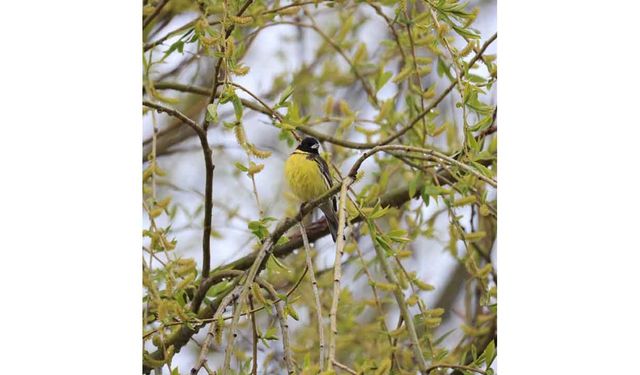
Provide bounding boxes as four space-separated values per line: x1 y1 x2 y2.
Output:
1 0 639 374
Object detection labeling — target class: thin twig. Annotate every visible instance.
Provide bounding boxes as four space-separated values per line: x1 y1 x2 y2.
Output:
253 278 296 374
192 286 242 375
367 225 429 374
249 296 259 375
143 0 169 29
328 176 352 369
202 0 255 132
299 223 326 371
332 360 357 375
142 101 216 277
297 12 379 108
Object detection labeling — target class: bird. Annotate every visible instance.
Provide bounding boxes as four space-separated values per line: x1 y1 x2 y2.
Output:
284 137 339 242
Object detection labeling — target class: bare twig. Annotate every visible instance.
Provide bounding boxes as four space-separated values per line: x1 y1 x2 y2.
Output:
192 286 242 375
249 296 258 375
299 223 326 371
328 176 352 368
254 279 296 374
142 101 216 278
332 360 357 375
143 0 169 29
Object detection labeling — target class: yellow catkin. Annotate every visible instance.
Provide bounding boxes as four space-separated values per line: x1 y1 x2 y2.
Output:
452 195 477 207
176 273 195 290
374 359 391 375
154 164 167 176
233 65 250 76
156 196 171 209
195 18 209 31
373 282 397 292
429 308 445 317
143 166 154 181
142 5 155 16
425 317 442 327
251 283 268 306
338 99 352 116
234 124 247 147
464 231 487 242
247 162 265 175
414 279 435 291
278 5 301 15
460 41 476 57
324 95 334 116
393 65 413 83
479 204 490 216
229 15 252 24
248 143 272 159
149 207 163 218
225 37 235 57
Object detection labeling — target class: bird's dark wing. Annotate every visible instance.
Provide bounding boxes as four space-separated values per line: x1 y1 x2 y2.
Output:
309 153 337 211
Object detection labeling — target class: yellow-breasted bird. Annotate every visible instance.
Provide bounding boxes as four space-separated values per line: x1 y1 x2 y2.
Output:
284 137 339 242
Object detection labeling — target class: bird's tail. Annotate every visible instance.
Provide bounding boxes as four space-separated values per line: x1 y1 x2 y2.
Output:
320 202 342 242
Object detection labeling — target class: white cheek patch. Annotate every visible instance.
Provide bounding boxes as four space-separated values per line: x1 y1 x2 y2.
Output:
311 143 319 149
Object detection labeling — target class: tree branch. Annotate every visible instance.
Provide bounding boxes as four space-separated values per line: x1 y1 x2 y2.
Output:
142 101 216 277
299 223 325 371
328 176 352 368
143 0 169 30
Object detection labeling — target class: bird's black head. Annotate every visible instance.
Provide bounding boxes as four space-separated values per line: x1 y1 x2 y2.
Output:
297 137 320 154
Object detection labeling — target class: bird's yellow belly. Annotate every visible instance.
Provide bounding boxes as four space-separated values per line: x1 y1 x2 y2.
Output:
284 153 328 202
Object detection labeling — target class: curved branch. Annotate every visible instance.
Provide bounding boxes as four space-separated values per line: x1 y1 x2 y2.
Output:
143 101 216 278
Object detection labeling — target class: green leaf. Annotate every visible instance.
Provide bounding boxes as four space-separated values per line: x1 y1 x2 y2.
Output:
468 114 493 132
276 235 290 246
452 24 480 39
369 205 390 219
436 58 454 81
375 70 393 91
206 103 218 123
206 280 232 298
471 161 494 179
285 304 299 321
278 85 294 105
248 220 269 240
161 41 184 61
423 183 449 197
483 340 496 368
374 234 393 256
234 162 248 172
263 326 279 340
387 229 410 243
408 173 422 198
268 254 290 272
231 94 243 121
433 328 456 346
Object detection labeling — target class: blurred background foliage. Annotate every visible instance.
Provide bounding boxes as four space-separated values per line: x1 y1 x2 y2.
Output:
142 0 496 374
